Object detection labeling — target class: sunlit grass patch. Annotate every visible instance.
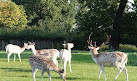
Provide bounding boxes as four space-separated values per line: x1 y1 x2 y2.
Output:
0 50 137 81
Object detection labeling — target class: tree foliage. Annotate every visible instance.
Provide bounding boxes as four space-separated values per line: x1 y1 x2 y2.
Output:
76 0 118 37
13 0 78 34
0 1 28 30
76 0 137 50
0 0 136 50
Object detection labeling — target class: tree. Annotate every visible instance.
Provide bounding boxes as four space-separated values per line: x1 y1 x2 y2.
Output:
0 0 28 30
12 0 78 35
76 0 118 46
109 0 128 50
76 0 137 50
119 0 137 46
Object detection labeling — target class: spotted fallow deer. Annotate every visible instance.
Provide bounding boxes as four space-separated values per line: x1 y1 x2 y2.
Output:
29 54 66 81
5 43 28 62
60 43 74 72
27 42 59 66
87 33 128 81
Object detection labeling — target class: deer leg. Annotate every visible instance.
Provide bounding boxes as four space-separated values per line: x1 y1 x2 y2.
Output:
69 59 72 72
47 70 51 81
122 64 128 81
14 54 16 62
55 59 58 67
40 69 44 81
98 69 102 79
53 58 58 67
115 64 123 80
7 53 12 62
100 65 106 81
115 69 122 80
123 67 128 81
32 67 38 81
18 53 21 62
64 60 67 73
60 58 63 69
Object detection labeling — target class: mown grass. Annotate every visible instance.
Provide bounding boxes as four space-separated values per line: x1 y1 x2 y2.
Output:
0 50 137 81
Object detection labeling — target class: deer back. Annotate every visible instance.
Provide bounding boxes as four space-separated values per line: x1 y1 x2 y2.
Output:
6 44 22 53
93 51 127 66
29 55 59 70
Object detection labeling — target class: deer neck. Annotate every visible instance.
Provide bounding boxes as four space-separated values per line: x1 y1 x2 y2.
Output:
49 64 60 72
54 68 64 76
57 70 66 81
90 49 99 64
54 67 61 72
20 46 26 53
48 62 66 80
31 47 37 54
67 47 71 52
90 49 99 55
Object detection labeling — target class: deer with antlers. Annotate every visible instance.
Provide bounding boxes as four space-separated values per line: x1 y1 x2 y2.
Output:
87 33 128 81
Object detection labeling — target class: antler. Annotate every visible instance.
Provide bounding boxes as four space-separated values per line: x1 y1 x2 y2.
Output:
87 32 111 47
87 32 93 47
101 35 111 46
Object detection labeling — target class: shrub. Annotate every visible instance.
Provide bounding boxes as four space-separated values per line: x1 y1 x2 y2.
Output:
100 44 137 51
119 44 137 51
100 45 109 51
0 1 28 29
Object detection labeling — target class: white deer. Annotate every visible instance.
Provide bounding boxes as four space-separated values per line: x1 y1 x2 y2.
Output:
29 54 66 81
27 42 59 66
60 43 74 72
87 33 128 81
5 43 28 62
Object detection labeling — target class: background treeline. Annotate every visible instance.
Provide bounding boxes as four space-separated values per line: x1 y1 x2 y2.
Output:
0 0 137 50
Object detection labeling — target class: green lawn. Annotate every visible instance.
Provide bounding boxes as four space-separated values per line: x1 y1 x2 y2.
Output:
0 50 137 81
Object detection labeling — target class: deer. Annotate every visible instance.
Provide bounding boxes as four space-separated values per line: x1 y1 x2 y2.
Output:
5 43 28 62
87 33 128 81
26 42 59 66
60 43 74 73
29 54 66 81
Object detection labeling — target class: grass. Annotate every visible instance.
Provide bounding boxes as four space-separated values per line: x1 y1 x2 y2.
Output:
0 50 137 81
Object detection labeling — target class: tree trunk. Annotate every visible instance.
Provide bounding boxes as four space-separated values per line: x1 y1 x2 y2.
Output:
109 0 127 50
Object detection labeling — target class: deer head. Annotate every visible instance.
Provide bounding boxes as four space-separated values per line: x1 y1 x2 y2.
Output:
62 41 74 49
26 42 35 50
87 32 111 54
59 69 66 81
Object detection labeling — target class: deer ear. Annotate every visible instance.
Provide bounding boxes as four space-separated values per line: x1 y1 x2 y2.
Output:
24 43 28 45
62 44 66 46
62 69 64 72
96 47 100 50
88 46 93 49
32 42 35 45
58 69 64 73
62 44 67 47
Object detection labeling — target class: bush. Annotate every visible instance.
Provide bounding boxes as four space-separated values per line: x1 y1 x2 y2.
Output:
119 44 137 51
100 44 137 51
0 1 28 29
100 45 109 51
